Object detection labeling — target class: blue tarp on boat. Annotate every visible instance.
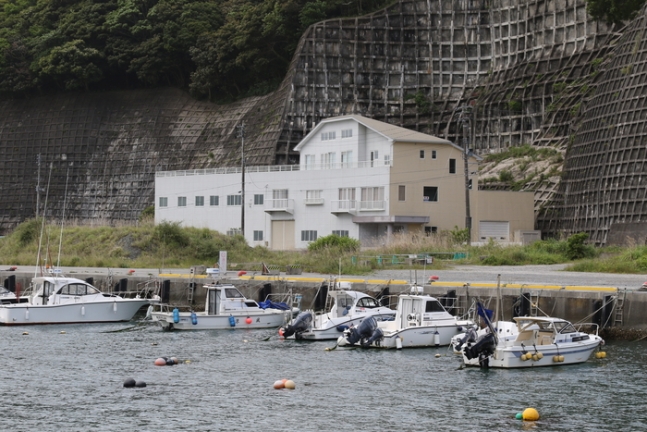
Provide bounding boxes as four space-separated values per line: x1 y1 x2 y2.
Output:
257 300 290 310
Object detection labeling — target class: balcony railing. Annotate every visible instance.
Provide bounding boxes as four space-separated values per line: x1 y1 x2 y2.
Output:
264 199 294 214
304 198 324 205
331 200 357 214
358 200 386 211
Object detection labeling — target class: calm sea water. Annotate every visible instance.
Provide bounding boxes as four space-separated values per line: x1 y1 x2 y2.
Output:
2 319 646 432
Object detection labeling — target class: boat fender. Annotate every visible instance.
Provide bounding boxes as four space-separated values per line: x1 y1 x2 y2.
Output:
113 301 117 312
81 305 85 316
135 381 147 388
191 311 197 325
433 331 440 347
123 378 136 388
396 336 403 350
145 305 153 319
336 325 349 332
173 308 180 324
25 308 29 320
229 315 236 327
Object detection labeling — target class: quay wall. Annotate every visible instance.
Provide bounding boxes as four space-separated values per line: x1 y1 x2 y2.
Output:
3 270 646 332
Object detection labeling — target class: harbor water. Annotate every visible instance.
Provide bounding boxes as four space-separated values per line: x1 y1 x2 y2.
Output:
2 320 646 432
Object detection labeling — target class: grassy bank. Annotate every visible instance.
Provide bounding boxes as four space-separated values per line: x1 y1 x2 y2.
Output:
0 219 643 274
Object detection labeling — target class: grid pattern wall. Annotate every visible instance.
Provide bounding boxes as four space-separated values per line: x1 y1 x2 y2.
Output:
540 8 647 245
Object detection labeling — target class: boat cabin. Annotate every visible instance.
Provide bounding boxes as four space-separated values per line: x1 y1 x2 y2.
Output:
329 291 382 318
205 284 260 315
512 317 586 346
395 295 454 328
30 277 105 306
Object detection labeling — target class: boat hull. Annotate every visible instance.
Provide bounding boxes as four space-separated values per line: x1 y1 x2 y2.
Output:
0 299 151 325
462 338 603 368
295 315 395 341
375 324 467 348
151 310 288 330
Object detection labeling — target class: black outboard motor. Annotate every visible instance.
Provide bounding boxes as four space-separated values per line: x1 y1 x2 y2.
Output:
454 326 478 352
281 311 313 338
464 333 496 363
345 316 383 347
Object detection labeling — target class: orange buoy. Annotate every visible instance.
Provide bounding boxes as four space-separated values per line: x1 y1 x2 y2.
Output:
284 380 296 389
245 317 252 324
154 358 166 366
273 380 285 389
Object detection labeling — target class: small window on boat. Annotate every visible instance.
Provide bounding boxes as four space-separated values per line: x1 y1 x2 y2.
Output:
224 288 244 298
425 301 445 313
357 297 379 308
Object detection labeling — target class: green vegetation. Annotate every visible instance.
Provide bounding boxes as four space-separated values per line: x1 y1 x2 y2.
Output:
586 0 646 25
0 0 394 99
0 220 642 275
483 144 562 165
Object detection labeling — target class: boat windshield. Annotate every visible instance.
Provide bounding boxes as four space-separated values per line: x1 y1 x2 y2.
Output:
425 300 445 313
356 297 379 308
59 283 100 296
553 321 578 334
224 288 244 298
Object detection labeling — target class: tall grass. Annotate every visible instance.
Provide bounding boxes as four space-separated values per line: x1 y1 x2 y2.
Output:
0 219 641 274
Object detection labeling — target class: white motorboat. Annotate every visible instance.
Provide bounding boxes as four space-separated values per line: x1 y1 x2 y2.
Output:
150 283 290 330
337 288 473 349
0 275 159 325
279 282 395 340
460 315 605 368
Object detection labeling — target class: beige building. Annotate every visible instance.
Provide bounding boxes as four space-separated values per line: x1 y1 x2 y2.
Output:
156 115 536 248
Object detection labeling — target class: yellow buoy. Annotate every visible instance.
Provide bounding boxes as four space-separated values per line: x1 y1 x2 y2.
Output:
284 380 296 389
536 352 544 360
532 354 539 362
596 351 607 359
522 407 540 421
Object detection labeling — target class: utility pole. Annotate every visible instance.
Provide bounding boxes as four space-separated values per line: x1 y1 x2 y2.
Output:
237 122 246 238
459 107 472 245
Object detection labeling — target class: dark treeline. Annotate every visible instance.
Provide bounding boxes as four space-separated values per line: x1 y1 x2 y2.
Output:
0 0 393 100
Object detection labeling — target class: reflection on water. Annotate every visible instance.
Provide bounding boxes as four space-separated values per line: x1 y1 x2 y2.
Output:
1 323 646 432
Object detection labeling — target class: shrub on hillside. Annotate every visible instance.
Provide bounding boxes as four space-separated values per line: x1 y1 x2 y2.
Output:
308 235 360 252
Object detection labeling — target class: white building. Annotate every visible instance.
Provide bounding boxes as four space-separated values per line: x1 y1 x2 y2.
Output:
155 115 535 249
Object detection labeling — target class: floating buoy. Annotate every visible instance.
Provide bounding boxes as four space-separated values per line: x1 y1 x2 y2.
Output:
595 351 607 359
273 380 285 389
245 317 252 324
22 331 28 335
522 408 540 421
123 378 136 388
170 357 178 364
278 328 285 337
154 358 167 366
284 380 296 389
60 331 66 334
435 353 441 358
165 357 175 366
515 412 523 420
135 381 147 388
151 342 158 346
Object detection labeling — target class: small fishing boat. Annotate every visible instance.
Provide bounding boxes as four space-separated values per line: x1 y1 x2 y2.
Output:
337 287 473 349
0 275 158 325
460 315 605 368
150 283 290 330
279 282 395 340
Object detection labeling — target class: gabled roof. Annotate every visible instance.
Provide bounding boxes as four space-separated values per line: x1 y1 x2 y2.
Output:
294 114 456 152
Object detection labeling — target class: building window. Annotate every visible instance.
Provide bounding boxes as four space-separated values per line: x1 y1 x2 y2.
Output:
321 131 336 141
301 230 317 242
384 154 391 165
332 230 349 237
321 152 336 169
210 196 219 206
195 196 204 206
360 187 384 210
341 129 352 138
226 228 242 236
338 187 356 209
449 158 456 174
304 154 316 170
341 151 353 168
305 190 323 205
424 226 438 236
254 194 264 205
227 195 242 206
253 230 263 241
178 197 187 207
370 150 379 167
420 150 425 159
398 185 406 201
159 197 168 207
423 187 438 202
432 150 437 159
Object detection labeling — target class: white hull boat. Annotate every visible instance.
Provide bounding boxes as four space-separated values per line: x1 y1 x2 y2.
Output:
0 276 158 325
151 283 290 330
337 289 472 349
280 282 395 341
461 316 604 368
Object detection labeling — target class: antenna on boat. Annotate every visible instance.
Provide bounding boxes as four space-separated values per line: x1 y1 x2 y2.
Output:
35 162 54 278
56 157 70 269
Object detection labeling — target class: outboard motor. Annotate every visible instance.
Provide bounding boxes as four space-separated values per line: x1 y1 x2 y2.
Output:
344 316 383 347
280 311 313 338
464 333 496 364
453 326 478 352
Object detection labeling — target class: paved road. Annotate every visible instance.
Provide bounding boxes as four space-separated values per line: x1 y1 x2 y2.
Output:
4 263 646 290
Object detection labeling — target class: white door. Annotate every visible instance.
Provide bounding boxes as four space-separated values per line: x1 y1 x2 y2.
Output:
271 220 295 250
